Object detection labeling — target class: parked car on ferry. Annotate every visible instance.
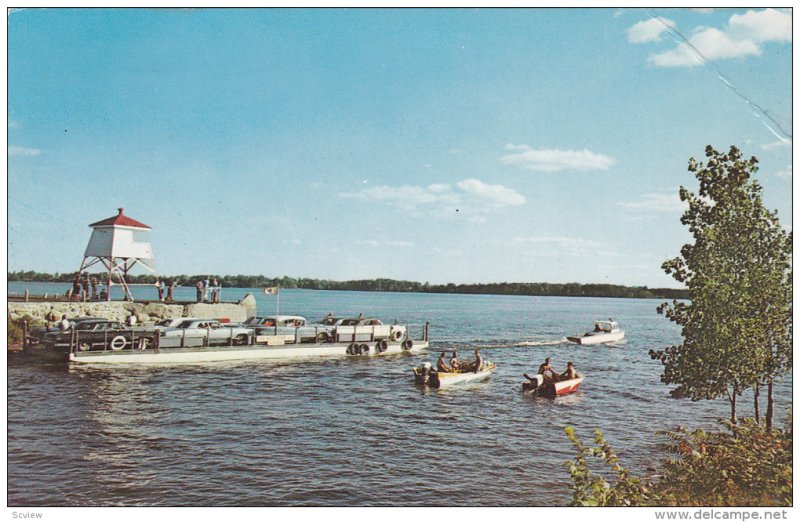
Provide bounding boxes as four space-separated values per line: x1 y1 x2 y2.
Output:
246 315 326 343
331 318 406 343
148 317 200 331
158 319 252 347
27 316 98 346
33 318 151 352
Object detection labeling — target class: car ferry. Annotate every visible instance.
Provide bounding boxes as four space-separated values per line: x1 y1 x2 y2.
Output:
65 319 429 364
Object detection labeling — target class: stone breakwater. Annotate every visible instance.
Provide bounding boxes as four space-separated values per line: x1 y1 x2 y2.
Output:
8 294 257 325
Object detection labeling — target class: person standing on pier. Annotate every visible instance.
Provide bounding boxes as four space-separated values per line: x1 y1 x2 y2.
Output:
83 273 91 301
167 280 177 301
211 277 220 303
195 280 204 303
90 276 98 300
72 276 82 303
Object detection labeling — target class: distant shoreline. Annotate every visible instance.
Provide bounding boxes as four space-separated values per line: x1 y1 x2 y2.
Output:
7 272 690 300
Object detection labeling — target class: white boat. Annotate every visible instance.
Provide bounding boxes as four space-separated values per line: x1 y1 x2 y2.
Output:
67 322 430 364
522 373 584 397
412 361 496 388
566 320 624 345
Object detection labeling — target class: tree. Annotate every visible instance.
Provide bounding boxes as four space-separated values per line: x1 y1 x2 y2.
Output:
564 418 792 507
650 146 792 425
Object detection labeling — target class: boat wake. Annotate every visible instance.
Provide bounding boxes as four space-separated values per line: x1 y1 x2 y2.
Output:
434 338 568 350
515 339 568 347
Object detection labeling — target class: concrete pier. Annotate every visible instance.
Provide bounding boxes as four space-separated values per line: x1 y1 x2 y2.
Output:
7 294 257 325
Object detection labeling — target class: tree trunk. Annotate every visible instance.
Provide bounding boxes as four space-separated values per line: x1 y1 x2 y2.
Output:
766 377 774 433
753 384 760 424
730 389 737 425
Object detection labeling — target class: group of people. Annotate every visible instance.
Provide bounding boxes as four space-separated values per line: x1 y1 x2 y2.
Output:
436 349 484 374
155 279 179 302
68 273 101 302
194 277 221 303
536 357 580 383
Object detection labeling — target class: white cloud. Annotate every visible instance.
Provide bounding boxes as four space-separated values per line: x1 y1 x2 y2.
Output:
356 240 413 248
619 192 686 213
728 8 791 43
513 236 602 249
646 9 790 68
339 178 524 221
649 27 761 67
761 139 792 151
8 145 41 156
501 144 615 172
627 17 676 43
455 178 526 207
775 164 792 179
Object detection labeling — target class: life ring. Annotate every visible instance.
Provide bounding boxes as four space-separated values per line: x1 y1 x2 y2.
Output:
317 332 329 343
110 335 127 351
359 344 370 355
376 340 388 353
402 339 413 351
392 330 403 341
347 343 358 355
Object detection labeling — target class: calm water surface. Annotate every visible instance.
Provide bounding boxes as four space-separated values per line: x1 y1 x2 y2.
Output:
7 286 790 506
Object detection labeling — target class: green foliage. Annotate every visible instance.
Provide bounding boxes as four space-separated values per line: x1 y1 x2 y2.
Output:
656 418 792 506
565 418 792 507
650 145 792 423
564 426 654 506
7 314 42 345
7 270 689 299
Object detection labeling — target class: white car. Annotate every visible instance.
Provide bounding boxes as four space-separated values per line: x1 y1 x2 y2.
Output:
245 315 326 343
159 319 252 347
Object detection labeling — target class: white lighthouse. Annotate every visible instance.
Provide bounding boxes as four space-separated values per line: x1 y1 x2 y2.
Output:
79 208 156 301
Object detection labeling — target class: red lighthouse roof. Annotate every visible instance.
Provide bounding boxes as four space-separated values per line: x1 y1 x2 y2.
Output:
89 208 151 229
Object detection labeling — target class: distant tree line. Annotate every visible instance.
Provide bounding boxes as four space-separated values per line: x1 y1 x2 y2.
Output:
8 270 689 299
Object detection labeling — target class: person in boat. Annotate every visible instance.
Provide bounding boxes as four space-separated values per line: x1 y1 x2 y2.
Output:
58 314 70 331
472 349 484 373
450 351 460 373
560 361 580 381
538 357 558 382
323 313 335 325
436 352 451 373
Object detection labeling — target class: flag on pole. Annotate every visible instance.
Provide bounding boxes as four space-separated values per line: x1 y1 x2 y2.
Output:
263 286 279 295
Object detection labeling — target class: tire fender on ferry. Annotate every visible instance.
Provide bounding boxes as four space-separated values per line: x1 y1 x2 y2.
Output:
392 330 403 342
347 343 358 355
317 332 329 343
359 344 370 355
402 339 413 351
376 340 388 353
110 335 127 351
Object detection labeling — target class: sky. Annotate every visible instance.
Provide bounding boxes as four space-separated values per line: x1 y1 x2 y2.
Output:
6 7 793 288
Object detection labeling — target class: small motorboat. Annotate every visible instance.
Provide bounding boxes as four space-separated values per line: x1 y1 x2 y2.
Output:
413 361 496 388
522 373 584 397
566 319 624 345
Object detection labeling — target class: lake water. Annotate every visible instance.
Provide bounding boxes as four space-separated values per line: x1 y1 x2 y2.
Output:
6 284 791 506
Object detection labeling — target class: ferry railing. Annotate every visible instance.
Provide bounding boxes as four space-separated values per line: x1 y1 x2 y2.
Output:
69 328 159 354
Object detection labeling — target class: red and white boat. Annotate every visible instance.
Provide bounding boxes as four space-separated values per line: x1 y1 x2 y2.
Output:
521 373 584 397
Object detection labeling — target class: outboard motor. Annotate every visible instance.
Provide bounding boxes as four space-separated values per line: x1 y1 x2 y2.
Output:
522 373 544 392
416 361 432 385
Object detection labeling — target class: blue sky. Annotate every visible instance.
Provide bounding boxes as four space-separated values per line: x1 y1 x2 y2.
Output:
7 8 792 287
